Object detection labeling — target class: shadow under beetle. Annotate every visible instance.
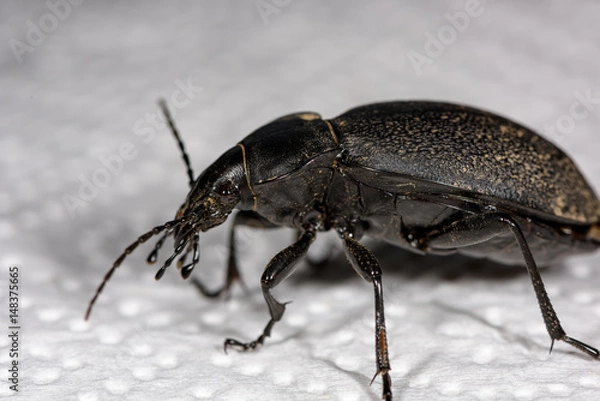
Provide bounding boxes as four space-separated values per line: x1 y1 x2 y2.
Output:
86 100 600 401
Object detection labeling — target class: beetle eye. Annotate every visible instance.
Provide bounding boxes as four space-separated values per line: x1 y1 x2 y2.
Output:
214 181 238 202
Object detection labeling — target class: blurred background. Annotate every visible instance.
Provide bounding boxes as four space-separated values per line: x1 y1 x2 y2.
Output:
1 1 600 400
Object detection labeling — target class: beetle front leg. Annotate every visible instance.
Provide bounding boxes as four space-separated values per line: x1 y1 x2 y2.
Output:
426 212 599 359
224 227 316 351
341 235 392 401
193 210 279 297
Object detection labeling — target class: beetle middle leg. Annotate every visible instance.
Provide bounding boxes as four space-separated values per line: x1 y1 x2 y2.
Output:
424 212 599 358
224 227 316 351
341 234 392 401
192 210 279 297
295 228 332 268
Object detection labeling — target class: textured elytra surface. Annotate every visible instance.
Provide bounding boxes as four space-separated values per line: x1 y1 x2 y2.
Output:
334 102 600 224
2 1 600 401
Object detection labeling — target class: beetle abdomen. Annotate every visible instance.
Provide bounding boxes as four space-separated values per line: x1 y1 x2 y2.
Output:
332 101 600 224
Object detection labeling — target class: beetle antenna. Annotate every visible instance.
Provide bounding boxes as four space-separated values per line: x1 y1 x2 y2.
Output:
85 218 185 320
154 236 191 280
176 242 190 268
146 229 173 264
180 233 200 279
175 232 198 270
158 98 195 188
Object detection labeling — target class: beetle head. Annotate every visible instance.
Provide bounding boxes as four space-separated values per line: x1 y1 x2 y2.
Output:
173 145 247 243
85 121 252 321
140 144 251 284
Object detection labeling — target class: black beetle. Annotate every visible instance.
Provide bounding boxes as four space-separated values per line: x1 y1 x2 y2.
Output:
87 100 600 401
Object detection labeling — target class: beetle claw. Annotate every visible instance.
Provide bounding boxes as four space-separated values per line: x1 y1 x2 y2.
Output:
223 337 262 352
562 335 600 358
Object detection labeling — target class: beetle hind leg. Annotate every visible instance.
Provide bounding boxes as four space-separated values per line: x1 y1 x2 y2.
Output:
224 228 316 351
426 212 599 359
341 235 392 401
504 215 599 358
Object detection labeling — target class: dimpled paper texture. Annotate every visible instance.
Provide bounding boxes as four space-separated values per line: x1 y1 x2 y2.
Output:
2 1 600 400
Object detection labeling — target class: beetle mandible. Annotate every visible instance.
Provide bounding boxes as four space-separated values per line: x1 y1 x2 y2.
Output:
86 100 600 401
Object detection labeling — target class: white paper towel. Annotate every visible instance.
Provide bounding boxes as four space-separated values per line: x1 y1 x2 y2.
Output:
1 1 600 400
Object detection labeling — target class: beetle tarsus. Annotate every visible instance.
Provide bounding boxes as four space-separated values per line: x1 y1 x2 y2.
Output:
502 214 600 359
223 320 274 352
382 370 392 401
425 211 600 360
562 335 600 358
224 229 315 352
